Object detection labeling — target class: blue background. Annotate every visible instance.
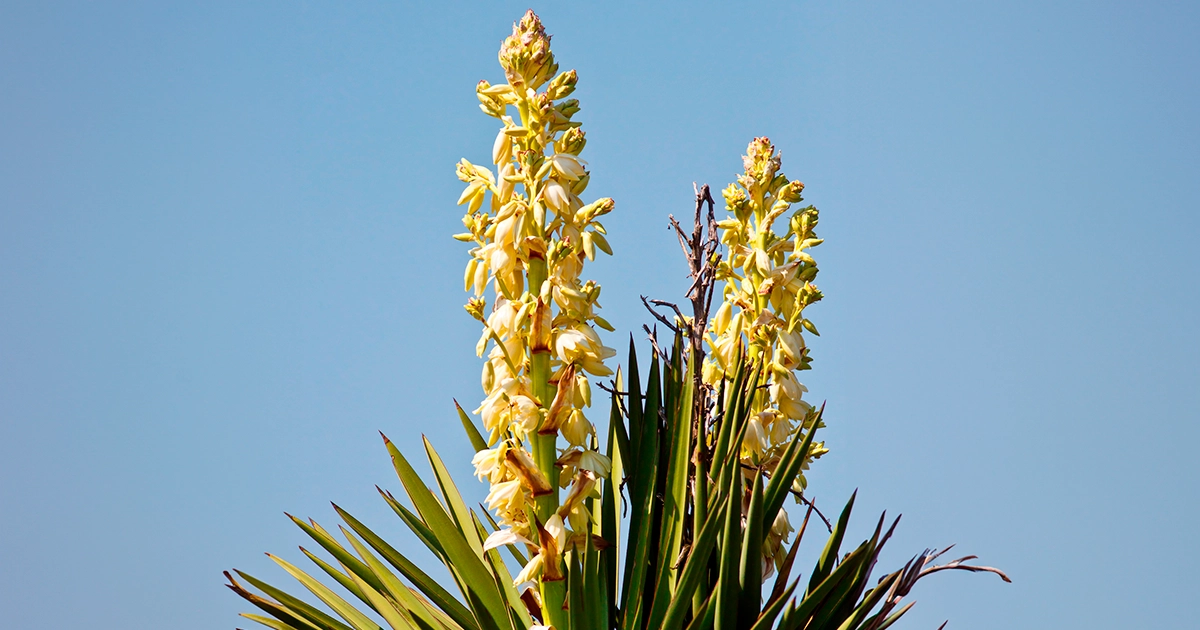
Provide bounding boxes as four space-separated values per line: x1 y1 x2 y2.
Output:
2 2 1197 628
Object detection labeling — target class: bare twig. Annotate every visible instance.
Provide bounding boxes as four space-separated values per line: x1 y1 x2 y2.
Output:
649 298 686 324
642 324 669 362
640 296 680 334
791 493 833 533
599 380 631 421
596 381 628 397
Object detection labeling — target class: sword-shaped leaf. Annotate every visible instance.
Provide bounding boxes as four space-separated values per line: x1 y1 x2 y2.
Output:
268 553 382 630
383 435 511 630
334 504 478 630
454 400 488 453
231 569 353 630
423 437 485 556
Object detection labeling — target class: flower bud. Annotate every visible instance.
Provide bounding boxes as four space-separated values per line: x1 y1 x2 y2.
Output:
465 297 487 322
493 129 513 165
498 10 554 89
477 81 507 117
742 136 781 184
554 99 580 119
723 183 749 218
556 127 587 155
546 69 578 100
779 179 805 203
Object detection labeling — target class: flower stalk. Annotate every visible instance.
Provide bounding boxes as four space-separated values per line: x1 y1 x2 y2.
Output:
457 10 616 627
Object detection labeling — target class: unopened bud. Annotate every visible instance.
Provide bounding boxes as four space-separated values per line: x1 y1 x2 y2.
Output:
476 81 506 118
546 69 578 100
779 179 805 203
555 99 580 119
465 297 487 321
556 127 587 155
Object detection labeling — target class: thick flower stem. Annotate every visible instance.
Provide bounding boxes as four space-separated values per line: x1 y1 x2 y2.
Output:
527 255 560 521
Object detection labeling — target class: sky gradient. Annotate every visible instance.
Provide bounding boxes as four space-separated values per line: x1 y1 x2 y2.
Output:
2 2 1198 628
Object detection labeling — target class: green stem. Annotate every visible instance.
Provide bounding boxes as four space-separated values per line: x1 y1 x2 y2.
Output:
527 256 560 519
527 253 567 630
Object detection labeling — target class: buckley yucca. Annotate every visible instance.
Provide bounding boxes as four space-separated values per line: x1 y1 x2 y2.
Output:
226 11 1007 630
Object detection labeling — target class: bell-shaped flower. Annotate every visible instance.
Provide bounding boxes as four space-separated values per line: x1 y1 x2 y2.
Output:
543 179 573 213
513 553 544 586
484 479 524 514
509 394 542 436
560 408 593 447
472 444 508 483
550 154 586 181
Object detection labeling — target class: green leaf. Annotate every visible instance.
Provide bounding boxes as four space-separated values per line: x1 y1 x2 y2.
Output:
300 546 367 607
378 489 446 559
226 570 325 630
621 351 661 630
658 480 730 630
334 504 478 630
714 458 742 630
748 576 798 630
383 435 511 630
290 515 385 595
583 531 607 630
872 601 915 630
737 472 765 627
454 400 488 453
779 544 871 630
339 525 442 630
610 367 633 472
807 491 856 596
762 404 823 540
423 436 486 556
267 553 382 630
240 612 306 630
682 590 715 630
568 549 588 630
601 399 622 624
835 572 900 630
234 569 353 630
340 564 418 630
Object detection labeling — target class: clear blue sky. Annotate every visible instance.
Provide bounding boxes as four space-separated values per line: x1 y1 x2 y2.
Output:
2 2 1197 628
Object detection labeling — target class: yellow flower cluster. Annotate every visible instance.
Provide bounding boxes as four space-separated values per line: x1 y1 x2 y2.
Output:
705 137 830 574
454 10 615 586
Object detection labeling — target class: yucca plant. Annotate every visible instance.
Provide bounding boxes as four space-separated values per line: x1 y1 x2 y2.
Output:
226 11 1007 630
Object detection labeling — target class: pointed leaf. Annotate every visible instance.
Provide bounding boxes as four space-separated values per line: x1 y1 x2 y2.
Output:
455 400 488 453
383 435 511 630
335 504 478 630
